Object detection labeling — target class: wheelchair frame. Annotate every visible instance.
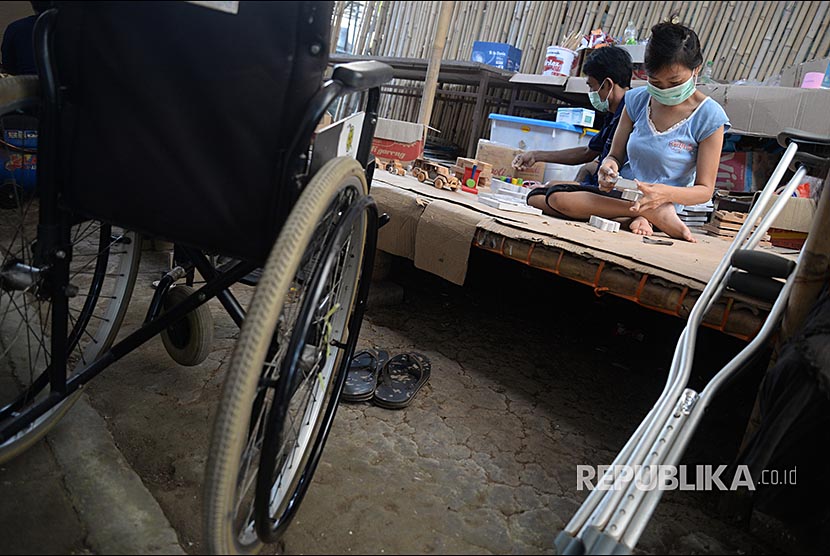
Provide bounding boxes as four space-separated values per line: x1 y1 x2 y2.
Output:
0 6 392 479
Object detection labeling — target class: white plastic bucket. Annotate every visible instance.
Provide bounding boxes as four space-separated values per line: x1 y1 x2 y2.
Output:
543 46 577 77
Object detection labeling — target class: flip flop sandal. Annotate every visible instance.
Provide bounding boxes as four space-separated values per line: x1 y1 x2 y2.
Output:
341 349 389 403
372 353 431 410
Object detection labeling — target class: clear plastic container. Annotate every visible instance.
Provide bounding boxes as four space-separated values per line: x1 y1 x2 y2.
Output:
624 21 637 45
700 61 714 84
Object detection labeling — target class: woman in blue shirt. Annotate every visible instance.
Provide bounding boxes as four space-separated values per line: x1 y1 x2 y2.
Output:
549 21 730 243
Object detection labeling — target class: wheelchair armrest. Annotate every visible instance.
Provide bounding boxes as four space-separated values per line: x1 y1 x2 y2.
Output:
332 61 393 92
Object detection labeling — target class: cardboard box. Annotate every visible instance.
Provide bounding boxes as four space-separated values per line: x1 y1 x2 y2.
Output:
698 84 830 138
370 118 425 166
472 41 522 71
757 196 816 233
716 151 754 192
475 139 545 182
576 45 645 80
781 57 830 88
556 107 596 128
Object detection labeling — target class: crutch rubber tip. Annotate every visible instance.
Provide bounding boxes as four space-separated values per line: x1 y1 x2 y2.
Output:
586 531 633 555
554 531 584 555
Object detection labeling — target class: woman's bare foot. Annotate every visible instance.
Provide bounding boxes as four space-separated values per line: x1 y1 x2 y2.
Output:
647 203 697 243
629 216 654 236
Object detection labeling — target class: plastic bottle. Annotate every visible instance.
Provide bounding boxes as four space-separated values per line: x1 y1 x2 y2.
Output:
700 60 714 84
624 21 637 45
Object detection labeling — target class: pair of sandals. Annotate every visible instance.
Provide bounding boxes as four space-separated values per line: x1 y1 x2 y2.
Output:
341 349 431 409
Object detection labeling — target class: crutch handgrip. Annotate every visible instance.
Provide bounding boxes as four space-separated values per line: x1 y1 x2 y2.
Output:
727 271 785 302
731 250 796 278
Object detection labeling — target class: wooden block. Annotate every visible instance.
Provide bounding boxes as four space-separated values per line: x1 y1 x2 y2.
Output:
709 220 744 232
714 210 748 224
455 157 493 178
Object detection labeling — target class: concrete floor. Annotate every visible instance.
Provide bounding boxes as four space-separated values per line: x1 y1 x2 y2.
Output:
1 246 812 554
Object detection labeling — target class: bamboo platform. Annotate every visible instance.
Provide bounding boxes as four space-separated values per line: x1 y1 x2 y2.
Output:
372 172 798 341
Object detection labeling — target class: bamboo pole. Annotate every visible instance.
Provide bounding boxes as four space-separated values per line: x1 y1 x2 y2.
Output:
734 1 774 80
687 0 706 37
791 1 823 69
604 0 620 36
769 0 809 81
355 0 375 55
748 1 785 81
330 1 346 53
757 1 794 81
719 0 753 79
368 0 389 54
812 12 830 61
707 1 735 69
418 1 454 129
697 4 720 53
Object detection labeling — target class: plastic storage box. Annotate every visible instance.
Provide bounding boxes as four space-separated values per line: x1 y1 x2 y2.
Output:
488 114 596 182
472 42 522 71
0 119 38 195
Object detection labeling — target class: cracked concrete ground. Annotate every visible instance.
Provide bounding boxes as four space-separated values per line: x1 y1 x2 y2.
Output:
1 246 813 554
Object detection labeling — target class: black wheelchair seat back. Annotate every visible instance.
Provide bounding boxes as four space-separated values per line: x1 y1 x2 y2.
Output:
53 1 333 263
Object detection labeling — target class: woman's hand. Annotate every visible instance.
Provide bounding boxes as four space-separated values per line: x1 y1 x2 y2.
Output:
597 158 620 192
630 181 673 212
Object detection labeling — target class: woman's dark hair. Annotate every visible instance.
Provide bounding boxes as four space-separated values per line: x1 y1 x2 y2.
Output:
583 45 633 88
644 21 703 74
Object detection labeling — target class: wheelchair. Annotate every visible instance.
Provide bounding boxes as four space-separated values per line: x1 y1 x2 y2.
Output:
0 2 392 553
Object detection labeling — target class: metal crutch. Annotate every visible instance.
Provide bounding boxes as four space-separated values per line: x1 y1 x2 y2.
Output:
555 141 808 555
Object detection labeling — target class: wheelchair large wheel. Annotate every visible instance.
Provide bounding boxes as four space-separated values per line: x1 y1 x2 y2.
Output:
204 157 372 554
0 76 142 463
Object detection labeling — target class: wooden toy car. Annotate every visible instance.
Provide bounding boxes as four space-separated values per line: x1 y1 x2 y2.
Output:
410 158 460 191
384 159 406 176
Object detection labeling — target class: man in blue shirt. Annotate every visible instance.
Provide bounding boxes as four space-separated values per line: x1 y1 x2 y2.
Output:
1 2 50 76
518 46 632 216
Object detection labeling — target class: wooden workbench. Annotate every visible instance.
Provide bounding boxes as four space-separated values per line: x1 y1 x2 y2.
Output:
371 171 795 340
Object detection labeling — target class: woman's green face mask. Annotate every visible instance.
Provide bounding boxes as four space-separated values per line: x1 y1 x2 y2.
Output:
647 72 697 106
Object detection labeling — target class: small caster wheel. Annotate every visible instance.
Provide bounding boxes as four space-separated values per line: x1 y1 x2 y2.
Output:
161 285 214 366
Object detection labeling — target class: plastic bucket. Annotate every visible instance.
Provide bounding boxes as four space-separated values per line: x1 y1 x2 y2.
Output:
543 46 577 77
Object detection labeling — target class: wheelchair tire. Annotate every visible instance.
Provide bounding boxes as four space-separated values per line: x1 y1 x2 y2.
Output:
160 285 214 367
0 76 142 464
203 157 372 554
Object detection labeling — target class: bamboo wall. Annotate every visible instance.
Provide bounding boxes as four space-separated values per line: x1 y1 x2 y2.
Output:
332 1 830 150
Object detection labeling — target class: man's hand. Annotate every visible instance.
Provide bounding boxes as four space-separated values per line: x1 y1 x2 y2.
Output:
575 161 598 183
597 159 619 192
512 151 537 170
